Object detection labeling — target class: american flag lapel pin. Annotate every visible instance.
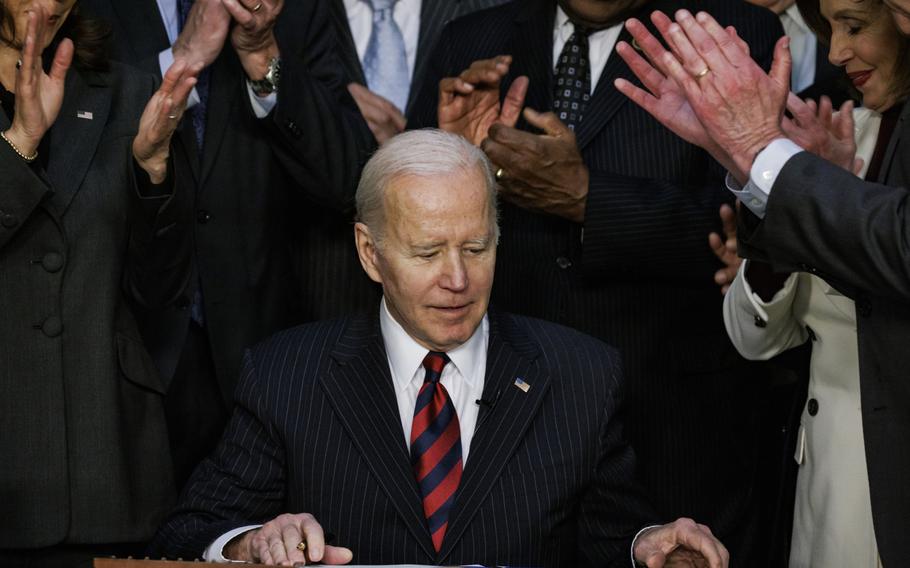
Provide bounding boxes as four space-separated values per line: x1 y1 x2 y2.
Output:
76 111 93 120
513 377 530 393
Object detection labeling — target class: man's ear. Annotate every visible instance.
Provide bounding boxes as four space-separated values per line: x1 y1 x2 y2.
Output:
354 222 383 284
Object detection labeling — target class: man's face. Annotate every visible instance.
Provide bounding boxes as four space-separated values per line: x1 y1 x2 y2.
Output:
356 168 497 352
884 0 910 34
557 0 649 29
743 0 795 15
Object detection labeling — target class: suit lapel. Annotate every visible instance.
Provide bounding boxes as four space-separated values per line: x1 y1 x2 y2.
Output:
330 0 368 86
509 0 555 119
439 311 552 560
406 0 461 113
319 317 436 559
879 100 910 186
197 55 238 186
573 25 635 149
46 69 112 215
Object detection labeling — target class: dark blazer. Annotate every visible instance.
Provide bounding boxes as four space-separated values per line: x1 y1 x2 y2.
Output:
409 0 783 555
78 0 374 402
150 310 654 567
0 64 186 547
737 100 910 567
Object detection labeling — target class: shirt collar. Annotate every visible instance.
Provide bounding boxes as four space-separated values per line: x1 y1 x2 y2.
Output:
782 3 811 35
343 0 362 12
379 297 487 394
555 5 575 43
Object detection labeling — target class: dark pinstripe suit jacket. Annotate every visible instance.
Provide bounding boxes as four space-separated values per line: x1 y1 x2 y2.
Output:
409 0 784 557
150 310 654 566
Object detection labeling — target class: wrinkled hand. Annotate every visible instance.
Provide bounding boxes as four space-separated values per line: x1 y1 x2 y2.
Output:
224 0 283 67
783 95 863 174
646 9 791 176
225 513 353 566
614 14 749 180
132 60 201 184
708 203 740 295
633 518 729 568
438 55 528 146
481 108 588 222
172 0 231 68
348 83 406 144
3 7 73 158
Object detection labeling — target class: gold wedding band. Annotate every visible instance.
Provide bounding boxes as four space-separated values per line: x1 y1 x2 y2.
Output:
296 541 307 552
252 2 263 11
694 67 710 79
495 168 505 181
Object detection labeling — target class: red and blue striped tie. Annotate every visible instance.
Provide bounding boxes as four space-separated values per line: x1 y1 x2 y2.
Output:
410 351 462 552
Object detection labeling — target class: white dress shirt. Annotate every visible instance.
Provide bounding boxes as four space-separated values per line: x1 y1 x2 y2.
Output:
781 3 818 94
155 0 277 119
344 0 422 82
552 7 623 95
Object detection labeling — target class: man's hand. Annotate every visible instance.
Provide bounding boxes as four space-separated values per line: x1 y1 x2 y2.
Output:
708 203 740 295
132 59 202 184
348 83 406 144
634 518 729 568
171 0 231 69
223 0 283 80
3 7 73 158
651 9 791 176
481 108 588 223
437 55 528 146
225 513 353 566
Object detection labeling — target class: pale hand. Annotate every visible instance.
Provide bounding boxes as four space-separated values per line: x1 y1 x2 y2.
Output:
172 0 231 68
633 517 729 568
707 203 740 295
225 512 353 566
783 95 863 174
348 82 406 144
223 0 283 80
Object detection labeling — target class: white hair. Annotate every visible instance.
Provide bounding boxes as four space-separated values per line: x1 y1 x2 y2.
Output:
355 129 500 246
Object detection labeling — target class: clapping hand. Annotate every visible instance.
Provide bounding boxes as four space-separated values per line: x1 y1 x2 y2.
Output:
4 6 73 159
348 83 407 144
708 203 740 295
437 55 528 146
132 59 202 184
783 94 863 174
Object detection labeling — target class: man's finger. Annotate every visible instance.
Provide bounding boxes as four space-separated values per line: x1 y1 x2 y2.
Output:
222 0 255 26
675 523 726 568
487 121 538 151
523 107 570 138
673 10 732 77
694 11 750 67
299 515 327 562
719 203 736 237
615 39 666 96
768 35 793 93
498 76 528 128
614 77 662 121
708 232 726 259
160 59 188 95
625 17 672 76
322 545 354 565
281 523 306 563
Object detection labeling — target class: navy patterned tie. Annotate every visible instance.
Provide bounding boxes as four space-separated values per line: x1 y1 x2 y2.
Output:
410 351 462 551
177 0 210 150
552 24 592 131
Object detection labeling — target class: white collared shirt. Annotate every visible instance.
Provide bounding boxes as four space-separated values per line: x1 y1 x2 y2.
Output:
344 0 422 82
380 297 487 464
781 3 818 93
552 7 623 95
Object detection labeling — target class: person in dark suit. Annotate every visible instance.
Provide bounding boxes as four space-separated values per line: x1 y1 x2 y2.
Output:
614 3 910 565
0 1 197 566
78 0 375 488
408 0 784 559
150 129 731 568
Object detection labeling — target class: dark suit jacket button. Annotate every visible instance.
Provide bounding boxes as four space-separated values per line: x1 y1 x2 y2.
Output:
42 252 65 273
1 213 18 228
556 256 572 269
196 209 211 224
807 398 819 416
42 316 63 337
753 314 767 328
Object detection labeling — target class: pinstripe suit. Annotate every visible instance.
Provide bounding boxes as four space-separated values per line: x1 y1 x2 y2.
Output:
150 310 654 567
409 0 784 559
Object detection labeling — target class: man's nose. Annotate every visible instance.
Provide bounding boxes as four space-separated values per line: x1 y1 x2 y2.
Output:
439 252 468 292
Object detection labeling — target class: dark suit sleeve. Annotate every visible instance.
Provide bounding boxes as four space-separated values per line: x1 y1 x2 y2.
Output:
149 349 288 559
262 0 376 214
740 151 910 304
578 350 657 566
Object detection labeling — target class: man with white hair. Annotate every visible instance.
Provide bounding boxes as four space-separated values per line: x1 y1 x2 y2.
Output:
151 129 731 567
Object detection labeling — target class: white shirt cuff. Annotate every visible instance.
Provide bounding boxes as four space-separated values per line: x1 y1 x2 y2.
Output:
203 524 262 563
158 47 201 108
742 138 804 218
630 524 662 567
247 85 278 118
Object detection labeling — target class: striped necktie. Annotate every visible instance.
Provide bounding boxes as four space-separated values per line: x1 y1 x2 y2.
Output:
410 351 462 552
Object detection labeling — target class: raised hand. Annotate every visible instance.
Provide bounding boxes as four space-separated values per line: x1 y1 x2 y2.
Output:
708 203 740 295
172 0 231 69
132 59 202 184
437 55 528 146
223 0 283 80
481 108 588 222
348 82 407 144
4 7 73 158
225 512 353 566
783 95 861 174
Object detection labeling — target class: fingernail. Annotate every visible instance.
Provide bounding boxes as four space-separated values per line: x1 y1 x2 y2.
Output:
677 9 692 20
696 11 708 22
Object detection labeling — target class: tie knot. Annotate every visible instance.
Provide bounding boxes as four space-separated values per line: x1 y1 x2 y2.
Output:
422 351 450 383
572 23 592 39
369 0 398 15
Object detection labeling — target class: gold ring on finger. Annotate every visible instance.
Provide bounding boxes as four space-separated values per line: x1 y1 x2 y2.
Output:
296 541 307 553
495 168 505 181
694 67 710 79
252 2 263 11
